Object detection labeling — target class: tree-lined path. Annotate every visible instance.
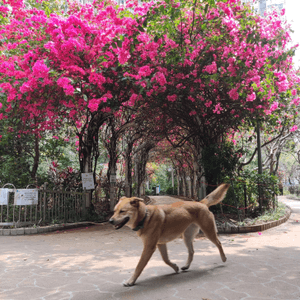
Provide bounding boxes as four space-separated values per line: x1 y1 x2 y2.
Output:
1 0 300 208
0 196 299 300
1 1 300 298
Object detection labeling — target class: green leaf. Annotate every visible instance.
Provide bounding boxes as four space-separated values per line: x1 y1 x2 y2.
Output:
205 4 209 14
138 25 145 32
117 40 122 48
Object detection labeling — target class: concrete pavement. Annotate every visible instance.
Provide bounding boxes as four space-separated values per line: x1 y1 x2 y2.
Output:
0 196 299 300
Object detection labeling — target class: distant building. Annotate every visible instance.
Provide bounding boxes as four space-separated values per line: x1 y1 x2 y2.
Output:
242 0 286 16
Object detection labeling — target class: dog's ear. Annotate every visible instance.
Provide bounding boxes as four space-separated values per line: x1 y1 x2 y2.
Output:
115 196 127 210
130 198 144 207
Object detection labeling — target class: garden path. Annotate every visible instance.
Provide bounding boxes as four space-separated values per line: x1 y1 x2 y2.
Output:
0 196 299 300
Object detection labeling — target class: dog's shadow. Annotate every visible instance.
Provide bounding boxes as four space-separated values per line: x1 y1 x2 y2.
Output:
129 264 225 288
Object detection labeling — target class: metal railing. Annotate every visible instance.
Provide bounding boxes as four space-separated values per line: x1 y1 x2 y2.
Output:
0 184 89 227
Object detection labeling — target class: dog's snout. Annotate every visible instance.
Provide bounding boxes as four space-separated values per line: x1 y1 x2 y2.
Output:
109 218 114 224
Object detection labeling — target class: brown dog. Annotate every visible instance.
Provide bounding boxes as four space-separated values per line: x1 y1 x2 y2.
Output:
109 183 230 286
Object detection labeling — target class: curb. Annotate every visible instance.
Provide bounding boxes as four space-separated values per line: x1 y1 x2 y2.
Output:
199 205 292 236
0 222 96 236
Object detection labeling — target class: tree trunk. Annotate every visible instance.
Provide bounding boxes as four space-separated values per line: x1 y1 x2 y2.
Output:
188 173 192 198
134 141 154 197
107 137 118 211
78 112 109 208
182 171 187 197
257 122 263 212
192 170 197 200
30 133 40 183
176 168 180 196
199 175 206 200
79 112 108 175
273 151 281 175
124 142 133 197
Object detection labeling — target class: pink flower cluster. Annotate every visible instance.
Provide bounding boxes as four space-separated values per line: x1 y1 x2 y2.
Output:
228 88 239 101
167 95 177 102
88 99 101 112
0 0 299 143
246 92 256 102
203 62 217 74
138 66 152 77
155 72 167 86
57 77 74 96
290 125 298 132
213 103 223 114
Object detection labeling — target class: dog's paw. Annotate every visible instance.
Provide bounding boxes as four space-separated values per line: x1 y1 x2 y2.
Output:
170 264 179 273
173 264 179 273
123 279 135 287
181 265 190 271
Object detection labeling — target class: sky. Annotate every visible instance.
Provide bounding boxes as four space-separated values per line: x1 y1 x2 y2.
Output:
285 0 300 68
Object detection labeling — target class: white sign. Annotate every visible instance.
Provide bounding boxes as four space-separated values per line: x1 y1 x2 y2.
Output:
15 189 38 205
81 173 95 190
110 174 117 183
156 186 160 195
0 188 9 205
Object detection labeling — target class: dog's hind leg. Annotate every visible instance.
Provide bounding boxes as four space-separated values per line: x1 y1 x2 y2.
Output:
181 223 199 270
198 214 227 262
157 244 179 273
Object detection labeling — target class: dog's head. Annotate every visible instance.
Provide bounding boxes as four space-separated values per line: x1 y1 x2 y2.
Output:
109 197 144 230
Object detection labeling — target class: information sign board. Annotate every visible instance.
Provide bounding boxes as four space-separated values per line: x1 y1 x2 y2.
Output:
0 188 9 205
110 173 117 183
14 189 38 205
81 173 95 190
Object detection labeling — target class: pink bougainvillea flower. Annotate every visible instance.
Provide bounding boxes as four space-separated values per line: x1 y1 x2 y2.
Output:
228 88 239 100
138 65 152 77
88 98 101 112
270 101 278 112
167 94 177 102
203 61 217 74
155 72 167 86
292 98 300 106
57 77 74 96
213 103 223 114
205 101 212 108
290 125 298 132
52 161 58 168
32 60 49 78
129 93 138 106
246 92 256 102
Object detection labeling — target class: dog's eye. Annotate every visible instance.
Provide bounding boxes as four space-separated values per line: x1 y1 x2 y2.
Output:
120 210 125 213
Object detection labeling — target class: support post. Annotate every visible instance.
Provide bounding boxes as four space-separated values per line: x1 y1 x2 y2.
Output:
110 173 116 211
257 122 263 212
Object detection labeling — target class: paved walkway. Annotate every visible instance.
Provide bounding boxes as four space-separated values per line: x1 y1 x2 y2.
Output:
0 196 299 300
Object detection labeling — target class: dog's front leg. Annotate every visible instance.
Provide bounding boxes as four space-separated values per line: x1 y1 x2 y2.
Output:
157 244 179 273
123 243 157 287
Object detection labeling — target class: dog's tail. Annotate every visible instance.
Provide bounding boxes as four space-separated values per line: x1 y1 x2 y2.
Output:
200 183 230 208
